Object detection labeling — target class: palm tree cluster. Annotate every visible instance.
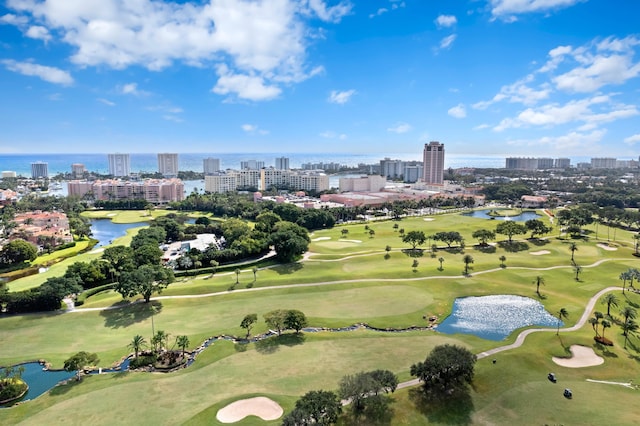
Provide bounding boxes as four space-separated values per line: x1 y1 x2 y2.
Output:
619 268 640 294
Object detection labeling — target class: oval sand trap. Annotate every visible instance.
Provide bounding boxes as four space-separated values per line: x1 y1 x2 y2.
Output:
596 243 617 251
423 218 435 221
530 250 550 255
216 397 283 423
312 237 331 241
552 345 604 368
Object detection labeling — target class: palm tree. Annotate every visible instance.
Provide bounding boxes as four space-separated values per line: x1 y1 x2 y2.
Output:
600 293 619 317
438 257 445 271
574 265 582 281
620 306 638 325
252 266 258 282
589 317 599 337
128 335 146 359
152 330 169 352
569 242 578 264
620 270 631 294
556 308 569 335
234 268 241 284
176 335 189 357
463 254 474 276
412 259 419 270
499 255 506 268
533 276 545 297
622 319 638 349
600 319 611 341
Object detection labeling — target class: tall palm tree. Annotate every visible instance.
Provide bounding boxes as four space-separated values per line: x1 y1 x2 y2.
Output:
234 268 241 284
620 306 638 325
601 293 619 317
620 271 631 294
622 319 638 349
128 335 146 359
533 276 545 297
569 242 578 263
438 257 445 271
601 319 611 341
574 265 582 281
556 308 569 335
176 335 189 357
252 266 258 282
589 317 599 337
463 254 474 276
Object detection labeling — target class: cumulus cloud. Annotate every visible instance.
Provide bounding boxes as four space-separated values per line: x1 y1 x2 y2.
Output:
3 0 351 101
369 8 388 18
242 123 269 135
387 122 412 133
624 134 640 145
448 103 467 118
97 98 116 106
25 25 51 42
490 0 585 20
493 95 638 131
435 15 457 28
2 59 73 85
328 89 356 104
473 75 551 109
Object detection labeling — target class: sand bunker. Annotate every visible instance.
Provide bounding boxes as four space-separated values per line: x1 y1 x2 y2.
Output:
530 250 551 256
107 213 116 217
341 239 362 243
423 218 435 221
596 243 618 251
312 237 331 241
216 397 283 423
552 345 604 368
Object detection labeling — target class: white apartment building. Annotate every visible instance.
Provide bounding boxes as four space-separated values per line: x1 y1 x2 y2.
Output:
240 160 265 170
31 161 48 179
275 157 290 170
422 141 444 184
339 175 387 192
68 179 184 204
108 153 131 177
203 158 221 175
158 153 179 177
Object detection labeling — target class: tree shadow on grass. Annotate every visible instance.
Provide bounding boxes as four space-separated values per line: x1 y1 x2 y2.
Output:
100 300 162 329
254 333 306 354
528 238 550 246
272 263 304 275
402 249 424 258
497 241 530 252
473 245 496 254
409 386 474 425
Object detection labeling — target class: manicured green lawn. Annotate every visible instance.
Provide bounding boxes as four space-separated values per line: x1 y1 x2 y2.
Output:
2 209 640 425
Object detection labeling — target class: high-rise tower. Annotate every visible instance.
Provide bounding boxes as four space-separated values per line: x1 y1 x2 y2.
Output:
422 141 444 184
158 153 179 177
108 153 131 177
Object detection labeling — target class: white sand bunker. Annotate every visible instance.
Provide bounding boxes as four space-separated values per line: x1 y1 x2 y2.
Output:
341 239 362 243
552 345 604 368
312 237 331 241
107 213 116 216
423 218 435 221
530 250 551 256
597 243 618 251
216 397 283 423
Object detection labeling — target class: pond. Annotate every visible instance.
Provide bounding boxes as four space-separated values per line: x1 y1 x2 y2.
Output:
90 219 146 247
437 295 560 341
463 209 540 222
0 362 75 406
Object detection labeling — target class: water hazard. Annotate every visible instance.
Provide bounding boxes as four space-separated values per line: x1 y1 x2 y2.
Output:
462 210 541 221
437 295 560 340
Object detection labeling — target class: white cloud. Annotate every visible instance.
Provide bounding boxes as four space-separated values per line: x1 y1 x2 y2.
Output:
448 103 467 118
163 115 183 123
4 0 349 101
119 83 144 96
435 15 457 28
369 8 388 18
439 34 457 50
554 53 640 93
473 75 551 109
213 65 281 101
97 98 116 106
490 0 585 20
328 89 356 104
2 59 73 85
624 134 640 145
242 123 268 135
25 25 51 42
473 124 490 130
387 122 412 133
493 95 638 131
506 129 606 153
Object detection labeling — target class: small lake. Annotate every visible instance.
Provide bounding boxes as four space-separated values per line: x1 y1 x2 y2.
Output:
463 209 540 221
437 295 560 340
0 362 75 406
90 219 146 247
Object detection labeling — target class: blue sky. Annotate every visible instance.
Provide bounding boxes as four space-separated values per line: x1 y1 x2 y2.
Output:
1 0 639 157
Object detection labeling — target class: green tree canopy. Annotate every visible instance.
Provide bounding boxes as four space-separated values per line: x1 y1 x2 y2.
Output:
410 344 477 395
282 390 342 426
0 239 37 265
269 221 310 262
264 309 288 335
495 221 527 243
285 309 308 333
401 230 426 250
115 264 175 302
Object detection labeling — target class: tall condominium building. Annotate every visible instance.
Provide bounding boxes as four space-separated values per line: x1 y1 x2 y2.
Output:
275 157 290 170
555 158 571 169
158 153 179 177
71 163 86 178
68 178 184 204
203 157 221 175
31 161 48 179
108 153 131 177
422 141 445 185
591 158 617 169
240 159 265 170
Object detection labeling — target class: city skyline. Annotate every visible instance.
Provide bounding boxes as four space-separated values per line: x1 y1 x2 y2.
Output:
1 1 639 157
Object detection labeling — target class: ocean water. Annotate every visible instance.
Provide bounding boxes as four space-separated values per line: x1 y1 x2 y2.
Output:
0 153 509 176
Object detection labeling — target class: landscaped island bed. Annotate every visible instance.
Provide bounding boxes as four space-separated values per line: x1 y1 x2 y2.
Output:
2 210 640 425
